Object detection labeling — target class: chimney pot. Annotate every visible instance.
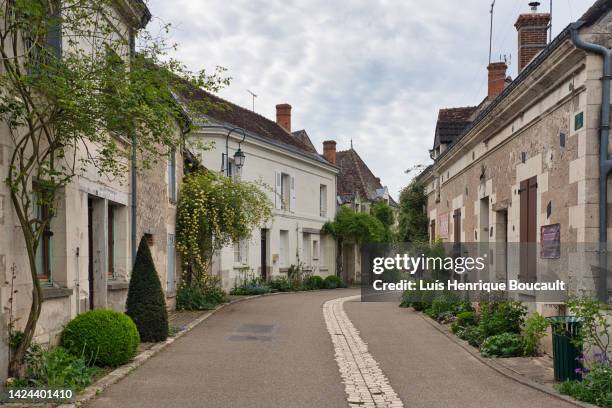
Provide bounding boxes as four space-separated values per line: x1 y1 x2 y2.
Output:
323 140 337 165
276 103 292 132
515 4 550 72
487 62 508 99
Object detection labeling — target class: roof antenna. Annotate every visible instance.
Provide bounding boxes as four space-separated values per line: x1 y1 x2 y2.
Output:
247 90 257 112
489 0 496 64
549 0 552 43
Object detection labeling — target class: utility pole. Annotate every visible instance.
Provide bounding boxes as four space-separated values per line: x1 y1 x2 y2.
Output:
247 90 257 112
489 0 496 64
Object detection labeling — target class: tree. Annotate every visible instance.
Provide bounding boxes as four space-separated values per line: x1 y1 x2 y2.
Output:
323 206 386 277
0 0 228 375
175 170 272 288
126 237 169 342
370 201 395 242
397 181 429 243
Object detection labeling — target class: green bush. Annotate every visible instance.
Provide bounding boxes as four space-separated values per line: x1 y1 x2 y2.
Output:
399 280 438 310
303 275 325 290
456 311 476 327
556 362 612 407
479 301 527 338
126 237 169 342
425 291 472 321
458 325 486 347
452 311 477 334
269 276 293 292
176 285 226 310
230 277 272 295
522 313 549 356
60 309 139 367
480 333 524 358
11 345 98 391
323 275 347 289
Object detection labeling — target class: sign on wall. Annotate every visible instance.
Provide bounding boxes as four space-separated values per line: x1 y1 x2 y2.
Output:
540 223 560 259
438 212 449 237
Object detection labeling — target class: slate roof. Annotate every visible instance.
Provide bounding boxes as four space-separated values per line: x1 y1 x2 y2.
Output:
432 106 478 150
175 83 327 163
336 148 397 206
580 0 612 25
291 129 318 153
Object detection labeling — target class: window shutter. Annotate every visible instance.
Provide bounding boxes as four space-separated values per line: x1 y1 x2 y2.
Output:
275 171 282 210
290 176 296 212
167 234 176 293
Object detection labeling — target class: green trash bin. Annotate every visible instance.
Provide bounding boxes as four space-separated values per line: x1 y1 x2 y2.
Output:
547 316 583 382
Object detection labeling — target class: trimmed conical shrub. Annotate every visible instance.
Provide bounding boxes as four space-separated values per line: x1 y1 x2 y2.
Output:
126 236 169 342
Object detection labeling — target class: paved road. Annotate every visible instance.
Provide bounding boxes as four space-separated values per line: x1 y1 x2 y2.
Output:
88 290 357 408
89 291 576 408
344 300 575 408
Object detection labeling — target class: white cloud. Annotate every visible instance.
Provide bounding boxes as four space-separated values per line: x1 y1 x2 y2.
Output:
146 0 595 198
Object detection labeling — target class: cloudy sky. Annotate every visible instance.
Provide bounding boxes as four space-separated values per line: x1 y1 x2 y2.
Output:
146 0 594 198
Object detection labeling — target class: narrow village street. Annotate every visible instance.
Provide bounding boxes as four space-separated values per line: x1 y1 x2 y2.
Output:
87 291 575 408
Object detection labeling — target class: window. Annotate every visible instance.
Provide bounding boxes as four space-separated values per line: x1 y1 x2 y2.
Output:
275 172 295 211
279 230 289 267
234 239 248 264
302 233 311 263
281 173 290 210
320 185 327 217
167 234 176 293
46 0 62 59
312 239 320 260
168 148 177 203
34 188 53 282
108 205 115 278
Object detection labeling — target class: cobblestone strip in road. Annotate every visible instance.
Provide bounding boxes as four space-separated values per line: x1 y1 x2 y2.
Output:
323 295 404 408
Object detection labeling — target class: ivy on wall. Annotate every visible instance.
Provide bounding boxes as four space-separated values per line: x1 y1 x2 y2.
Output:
175 170 272 287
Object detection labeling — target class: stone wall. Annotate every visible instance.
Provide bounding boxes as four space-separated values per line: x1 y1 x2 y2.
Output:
136 144 184 308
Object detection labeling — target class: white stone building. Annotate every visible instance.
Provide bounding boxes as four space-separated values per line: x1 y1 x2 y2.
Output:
0 0 183 380
180 88 339 291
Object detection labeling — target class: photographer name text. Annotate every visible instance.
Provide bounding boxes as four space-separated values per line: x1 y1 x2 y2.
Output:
372 279 567 292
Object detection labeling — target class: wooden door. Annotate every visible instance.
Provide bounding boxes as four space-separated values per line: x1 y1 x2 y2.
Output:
87 198 94 310
520 177 537 282
430 219 436 243
453 209 461 244
260 229 268 280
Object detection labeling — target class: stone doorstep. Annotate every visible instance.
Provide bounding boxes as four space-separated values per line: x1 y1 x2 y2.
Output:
415 311 599 408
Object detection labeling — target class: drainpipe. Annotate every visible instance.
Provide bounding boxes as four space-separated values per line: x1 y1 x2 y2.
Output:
129 30 137 264
570 22 611 303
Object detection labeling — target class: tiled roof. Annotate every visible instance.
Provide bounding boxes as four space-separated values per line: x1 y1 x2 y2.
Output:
176 83 324 161
433 106 478 149
580 0 612 25
291 129 318 153
336 148 396 205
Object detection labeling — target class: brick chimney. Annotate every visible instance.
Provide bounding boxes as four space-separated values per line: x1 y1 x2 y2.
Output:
276 103 291 132
515 2 550 72
487 62 508 98
323 140 336 165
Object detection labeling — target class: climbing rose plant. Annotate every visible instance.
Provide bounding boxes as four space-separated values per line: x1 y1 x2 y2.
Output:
176 170 272 287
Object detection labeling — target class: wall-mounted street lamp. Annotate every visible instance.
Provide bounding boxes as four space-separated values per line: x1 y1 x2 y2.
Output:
224 127 247 176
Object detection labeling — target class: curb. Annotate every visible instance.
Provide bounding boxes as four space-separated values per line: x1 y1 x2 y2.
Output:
57 294 259 408
415 311 598 408
58 288 354 408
